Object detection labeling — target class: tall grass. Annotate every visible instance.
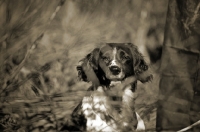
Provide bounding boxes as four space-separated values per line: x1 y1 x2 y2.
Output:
0 0 167 131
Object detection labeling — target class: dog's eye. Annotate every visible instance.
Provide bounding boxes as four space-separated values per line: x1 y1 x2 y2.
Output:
102 56 110 61
122 55 130 60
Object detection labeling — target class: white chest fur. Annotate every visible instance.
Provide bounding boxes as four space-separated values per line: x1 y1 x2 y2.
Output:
81 85 145 131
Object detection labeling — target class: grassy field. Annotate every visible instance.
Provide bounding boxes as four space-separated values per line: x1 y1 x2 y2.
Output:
0 0 167 131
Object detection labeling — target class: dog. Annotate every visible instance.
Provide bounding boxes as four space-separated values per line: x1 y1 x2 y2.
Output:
61 43 153 131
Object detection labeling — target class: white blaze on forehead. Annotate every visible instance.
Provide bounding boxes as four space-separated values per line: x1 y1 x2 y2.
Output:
111 47 117 66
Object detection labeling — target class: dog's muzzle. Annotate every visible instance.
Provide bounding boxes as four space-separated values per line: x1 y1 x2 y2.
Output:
109 66 121 75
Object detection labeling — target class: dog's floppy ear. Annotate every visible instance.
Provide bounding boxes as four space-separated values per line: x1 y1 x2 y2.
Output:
76 48 100 87
126 43 153 83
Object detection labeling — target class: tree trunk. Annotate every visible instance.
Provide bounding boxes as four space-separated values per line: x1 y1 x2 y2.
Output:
156 0 200 131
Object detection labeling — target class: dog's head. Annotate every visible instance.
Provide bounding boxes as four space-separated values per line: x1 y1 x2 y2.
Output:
77 43 152 87
99 43 133 81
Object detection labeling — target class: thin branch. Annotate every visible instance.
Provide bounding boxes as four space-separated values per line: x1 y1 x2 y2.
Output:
183 2 200 34
177 120 200 132
189 2 200 25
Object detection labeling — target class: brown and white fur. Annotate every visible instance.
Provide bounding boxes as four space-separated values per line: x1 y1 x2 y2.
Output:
60 43 153 131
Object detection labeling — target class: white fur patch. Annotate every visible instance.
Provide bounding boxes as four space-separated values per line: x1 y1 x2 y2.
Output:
136 112 145 131
81 85 145 131
122 86 145 131
82 87 117 131
110 47 117 66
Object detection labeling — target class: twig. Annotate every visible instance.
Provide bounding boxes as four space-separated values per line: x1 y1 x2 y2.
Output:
183 2 200 35
177 120 200 132
189 2 200 25
49 0 65 24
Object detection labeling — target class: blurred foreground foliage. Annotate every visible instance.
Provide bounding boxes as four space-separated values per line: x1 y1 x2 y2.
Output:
0 0 167 131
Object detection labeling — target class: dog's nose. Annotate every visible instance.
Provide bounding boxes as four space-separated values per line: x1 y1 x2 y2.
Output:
110 66 121 75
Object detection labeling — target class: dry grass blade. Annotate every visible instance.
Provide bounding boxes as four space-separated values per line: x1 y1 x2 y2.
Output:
177 120 200 132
